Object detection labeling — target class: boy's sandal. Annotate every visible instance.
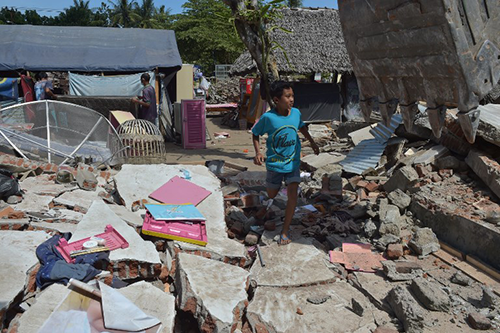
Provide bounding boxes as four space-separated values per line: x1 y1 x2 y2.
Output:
278 234 291 245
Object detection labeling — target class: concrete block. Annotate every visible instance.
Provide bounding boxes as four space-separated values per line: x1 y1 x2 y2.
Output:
76 167 98 191
386 244 403 260
387 189 411 212
175 253 249 332
379 204 401 237
383 166 419 193
387 286 425 333
467 312 492 330
409 227 440 256
382 260 423 281
250 237 337 287
465 150 500 199
410 277 450 312
435 155 461 170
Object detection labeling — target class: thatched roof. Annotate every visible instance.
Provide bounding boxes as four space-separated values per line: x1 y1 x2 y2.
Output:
230 8 352 76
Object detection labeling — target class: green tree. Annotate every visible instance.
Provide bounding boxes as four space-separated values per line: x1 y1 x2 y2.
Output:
223 0 288 104
55 0 93 26
135 0 160 28
0 7 26 24
286 0 302 8
109 0 141 27
92 2 111 26
154 5 173 29
173 0 244 74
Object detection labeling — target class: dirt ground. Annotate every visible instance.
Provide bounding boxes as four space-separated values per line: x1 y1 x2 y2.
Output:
164 114 262 171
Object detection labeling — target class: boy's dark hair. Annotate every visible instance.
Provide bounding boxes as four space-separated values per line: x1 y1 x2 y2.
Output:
270 81 293 99
141 73 151 82
36 72 48 81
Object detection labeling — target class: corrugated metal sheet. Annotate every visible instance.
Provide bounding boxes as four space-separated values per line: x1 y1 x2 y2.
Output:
340 139 387 174
369 114 402 143
340 113 403 174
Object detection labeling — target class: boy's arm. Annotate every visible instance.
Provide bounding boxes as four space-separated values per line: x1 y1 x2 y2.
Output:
252 134 265 165
299 126 320 155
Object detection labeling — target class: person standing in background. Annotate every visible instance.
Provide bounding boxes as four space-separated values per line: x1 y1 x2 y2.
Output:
132 73 157 124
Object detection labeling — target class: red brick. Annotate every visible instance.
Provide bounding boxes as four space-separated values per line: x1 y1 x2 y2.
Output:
415 164 430 178
438 169 453 178
386 244 403 260
364 181 379 192
356 180 369 188
128 261 139 278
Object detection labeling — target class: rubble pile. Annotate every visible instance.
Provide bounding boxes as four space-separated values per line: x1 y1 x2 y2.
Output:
207 76 241 104
0 108 499 333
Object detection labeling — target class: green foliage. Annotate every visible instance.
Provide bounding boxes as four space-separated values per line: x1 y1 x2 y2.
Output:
109 0 141 27
286 0 302 8
172 0 245 74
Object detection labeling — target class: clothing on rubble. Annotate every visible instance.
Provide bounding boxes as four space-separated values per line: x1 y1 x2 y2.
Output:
36 233 109 289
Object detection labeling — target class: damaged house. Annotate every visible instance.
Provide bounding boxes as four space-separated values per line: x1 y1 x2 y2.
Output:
230 7 357 123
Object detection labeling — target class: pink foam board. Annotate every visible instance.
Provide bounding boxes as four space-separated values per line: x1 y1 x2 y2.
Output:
141 211 207 246
56 225 129 263
149 176 212 206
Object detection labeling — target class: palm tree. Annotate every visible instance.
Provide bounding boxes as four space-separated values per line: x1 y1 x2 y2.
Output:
135 0 159 29
109 0 140 27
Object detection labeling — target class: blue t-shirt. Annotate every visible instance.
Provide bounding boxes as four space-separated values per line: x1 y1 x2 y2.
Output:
252 107 305 173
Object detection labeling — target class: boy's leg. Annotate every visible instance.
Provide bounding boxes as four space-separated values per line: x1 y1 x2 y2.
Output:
280 181 298 245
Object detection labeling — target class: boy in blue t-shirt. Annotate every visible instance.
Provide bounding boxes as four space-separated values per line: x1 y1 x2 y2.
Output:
252 81 319 245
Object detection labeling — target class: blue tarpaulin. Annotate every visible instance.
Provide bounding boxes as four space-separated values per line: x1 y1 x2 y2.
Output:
0 78 19 100
0 25 182 73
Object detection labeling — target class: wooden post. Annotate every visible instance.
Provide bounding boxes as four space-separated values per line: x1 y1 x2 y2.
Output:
155 67 160 105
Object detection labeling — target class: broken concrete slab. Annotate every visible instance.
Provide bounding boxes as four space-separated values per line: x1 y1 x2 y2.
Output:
114 165 246 261
45 208 84 223
71 200 160 265
53 189 103 210
301 152 346 172
465 150 500 200
477 104 500 148
175 252 249 332
18 174 77 197
250 237 337 287
119 281 176 333
230 171 267 189
0 231 51 322
29 221 78 234
247 282 384 333
387 285 425 333
12 192 53 212
108 204 145 228
409 227 440 257
413 145 449 165
411 190 500 270
13 281 175 333
11 284 69 333
410 277 450 312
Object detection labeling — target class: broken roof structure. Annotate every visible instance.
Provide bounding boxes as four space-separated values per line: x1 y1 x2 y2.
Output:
0 25 182 74
230 8 353 76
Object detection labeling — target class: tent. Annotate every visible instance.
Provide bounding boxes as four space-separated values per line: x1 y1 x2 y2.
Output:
0 25 183 141
0 25 182 74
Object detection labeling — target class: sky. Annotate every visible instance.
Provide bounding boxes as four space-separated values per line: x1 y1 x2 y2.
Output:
0 0 338 16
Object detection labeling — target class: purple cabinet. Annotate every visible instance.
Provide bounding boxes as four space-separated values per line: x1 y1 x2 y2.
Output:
181 99 206 149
